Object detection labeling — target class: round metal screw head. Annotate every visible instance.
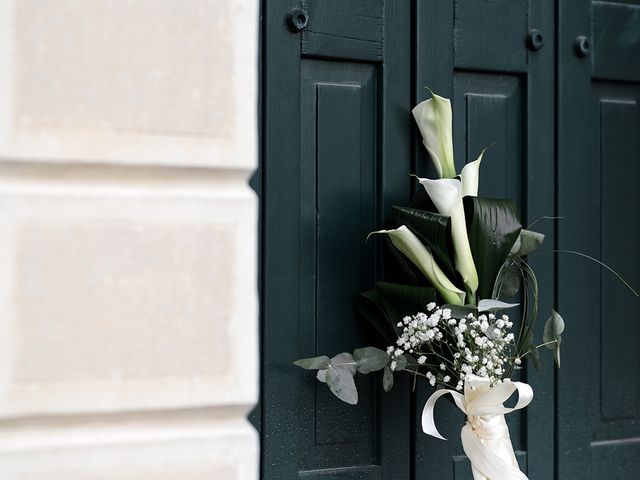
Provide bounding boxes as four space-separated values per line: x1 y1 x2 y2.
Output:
287 7 309 32
527 29 545 51
574 35 591 57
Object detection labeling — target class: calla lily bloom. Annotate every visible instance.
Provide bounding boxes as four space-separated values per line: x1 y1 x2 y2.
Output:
412 92 456 179
460 154 483 197
369 225 465 305
418 176 479 301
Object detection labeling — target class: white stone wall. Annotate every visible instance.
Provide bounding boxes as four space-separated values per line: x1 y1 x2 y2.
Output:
0 1 259 479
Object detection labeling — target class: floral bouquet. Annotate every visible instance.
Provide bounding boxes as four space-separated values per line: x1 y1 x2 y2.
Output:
295 92 632 479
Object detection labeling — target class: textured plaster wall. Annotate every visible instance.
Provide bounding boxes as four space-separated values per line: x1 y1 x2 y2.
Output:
0 1 258 478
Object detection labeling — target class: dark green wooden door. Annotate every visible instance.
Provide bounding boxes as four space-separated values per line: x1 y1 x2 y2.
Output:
262 1 639 479
261 1 412 478
413 1 555 478
558 1 640 478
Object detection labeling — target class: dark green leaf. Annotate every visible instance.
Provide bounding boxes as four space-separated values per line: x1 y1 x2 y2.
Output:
376 282 437 326
528 344 542 372
383 366 394 392
409 185 437 212
355 290 397 344
293 355 331 370
331 352 357 375
494 256 522 299
464 197 522 301
354 347 390 374
326 366 358 405
384 235 425 285
511 229 545 257
392 206 457 281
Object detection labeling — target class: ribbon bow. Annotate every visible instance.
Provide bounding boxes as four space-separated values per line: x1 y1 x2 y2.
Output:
422 375 534 480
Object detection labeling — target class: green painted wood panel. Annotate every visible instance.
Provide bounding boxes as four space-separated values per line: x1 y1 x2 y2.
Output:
301 0 384 62
262 1 411 478
453 0 529 73
592 1 640 83
558 1 640 478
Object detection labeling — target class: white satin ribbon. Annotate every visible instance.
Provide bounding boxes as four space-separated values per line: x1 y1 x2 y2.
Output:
422 375 533 480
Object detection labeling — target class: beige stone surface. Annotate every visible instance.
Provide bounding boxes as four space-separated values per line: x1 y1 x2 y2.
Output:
0 414 257 479
0 0 259 476
0 0 257 168
0 174 257 416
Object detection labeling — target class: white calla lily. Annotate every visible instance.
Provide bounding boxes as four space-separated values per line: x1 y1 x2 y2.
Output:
412 92 457 178
460 152 484 197
369 225 465 305
418 177 479 301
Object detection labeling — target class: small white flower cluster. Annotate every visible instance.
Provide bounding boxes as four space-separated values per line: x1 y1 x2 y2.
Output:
386 302 516 390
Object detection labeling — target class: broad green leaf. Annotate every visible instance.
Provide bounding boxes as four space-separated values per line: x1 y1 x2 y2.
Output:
493 256 522 299
331 352 357 375
409 186 437 212
354 347 390 374
326 366 358 405
384 235 425 285
412 91 456 178
293 355 331 370
511 229 545 257
355 290 397 344
464 197 522 302
477 299 519 312
369 226 465 305
392 206 457 281
383 366 394 392
376 282 437 326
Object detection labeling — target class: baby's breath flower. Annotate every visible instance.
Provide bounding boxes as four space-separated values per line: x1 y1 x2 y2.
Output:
386 304 517 390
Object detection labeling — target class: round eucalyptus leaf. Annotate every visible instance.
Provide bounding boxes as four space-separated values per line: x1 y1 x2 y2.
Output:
331 352 357 375
354 347 389 374
326 366 359 405
543 310 565 346
383 366 394 392
316 369 328 383
293 355 331 370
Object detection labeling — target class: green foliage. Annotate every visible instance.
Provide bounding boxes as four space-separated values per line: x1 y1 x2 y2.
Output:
354 347 390 374
326 366 358 405
392 206 457 281
543 310 565 367
511 229 545 257
293 356 331 370
493 255 522 299
355 282 436 344
383 366 394 392
463 197 522 301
